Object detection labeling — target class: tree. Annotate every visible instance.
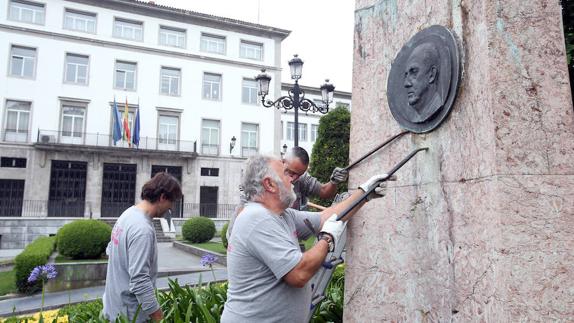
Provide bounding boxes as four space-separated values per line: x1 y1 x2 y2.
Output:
562 0 574 96
308 105 351 207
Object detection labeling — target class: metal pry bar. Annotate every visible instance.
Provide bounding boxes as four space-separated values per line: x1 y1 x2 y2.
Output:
336 147 428 221
342 130 410 172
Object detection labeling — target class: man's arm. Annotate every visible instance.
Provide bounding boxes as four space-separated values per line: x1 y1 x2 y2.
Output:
318 182 338 200
284 174 390 288
128 233 161 319
283 238 331 288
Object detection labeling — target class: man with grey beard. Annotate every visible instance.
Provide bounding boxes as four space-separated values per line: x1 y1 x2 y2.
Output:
222 155 389 323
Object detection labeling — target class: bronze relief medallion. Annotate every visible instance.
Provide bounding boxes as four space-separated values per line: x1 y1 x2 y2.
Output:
387 25 461 133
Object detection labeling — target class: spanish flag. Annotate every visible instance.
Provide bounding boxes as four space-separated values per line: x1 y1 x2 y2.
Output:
123 98 131 147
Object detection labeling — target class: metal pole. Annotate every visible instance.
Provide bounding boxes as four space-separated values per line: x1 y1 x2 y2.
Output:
336 147 428 221
293 80 300 147
343 130 410 171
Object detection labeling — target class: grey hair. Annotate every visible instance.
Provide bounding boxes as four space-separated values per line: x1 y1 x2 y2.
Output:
241 155 282 201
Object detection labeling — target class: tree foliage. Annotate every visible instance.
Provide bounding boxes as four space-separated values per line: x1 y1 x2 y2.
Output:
562 0 574 96
308 105 350 206
563 0 574 65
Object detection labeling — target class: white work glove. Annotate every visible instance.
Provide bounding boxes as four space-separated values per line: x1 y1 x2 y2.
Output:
319 214 346 252
359 174 395 201
329 167 349 185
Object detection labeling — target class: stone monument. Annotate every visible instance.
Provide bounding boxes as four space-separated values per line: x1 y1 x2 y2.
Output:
347 0 574 321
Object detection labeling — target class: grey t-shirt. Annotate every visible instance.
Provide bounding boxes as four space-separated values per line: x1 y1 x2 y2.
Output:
292 172 322 211
221 202 321 323
102 206 159 323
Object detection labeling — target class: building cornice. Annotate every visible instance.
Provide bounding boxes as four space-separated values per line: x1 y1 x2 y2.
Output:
0 24 281 71
66 0 291 40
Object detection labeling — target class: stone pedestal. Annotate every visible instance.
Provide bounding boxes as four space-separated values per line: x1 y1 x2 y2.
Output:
347 0 574 321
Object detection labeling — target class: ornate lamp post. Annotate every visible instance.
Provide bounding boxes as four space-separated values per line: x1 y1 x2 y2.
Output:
255 54 335 147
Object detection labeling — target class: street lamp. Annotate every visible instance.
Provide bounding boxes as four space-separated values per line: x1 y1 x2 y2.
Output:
229 136 236 153
255 54 335 147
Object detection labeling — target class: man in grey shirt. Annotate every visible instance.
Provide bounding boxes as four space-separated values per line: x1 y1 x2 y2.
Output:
222 155 389 322
103 172 182 323
227 147 348 241
283 146 348 211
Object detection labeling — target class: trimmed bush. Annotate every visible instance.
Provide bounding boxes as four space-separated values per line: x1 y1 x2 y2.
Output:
14 236 56 294
221 222 229 249
182 217 216 243
57 220 111 260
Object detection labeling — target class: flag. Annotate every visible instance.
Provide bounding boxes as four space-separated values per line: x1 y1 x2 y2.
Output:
112 98 122 145
123 98 131 147
132 106 140 147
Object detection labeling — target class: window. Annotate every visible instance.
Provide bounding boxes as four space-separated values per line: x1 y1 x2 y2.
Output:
113 107 134 146
286 122 294 141
313 99 327 109
9 0 45 24
242 79 258 105
158 115 178 148
0 157 26 168
160 67 181 96
201 119 220 155
241 123 258 157
200 168 219 177
64 54 89 84
203 73 221 100
200 34 225 54
64 9 96 33
4 100 30 142
337 102 350 109
10 45 36 78
60 104 85 144
114 61 137 90
159 26 186 48
113 18 143 41
286 122 306 141
311 124 319 142
240 41 263 60
299 123 307 142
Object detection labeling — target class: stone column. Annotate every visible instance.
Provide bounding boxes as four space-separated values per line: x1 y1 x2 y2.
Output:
347 0 574 321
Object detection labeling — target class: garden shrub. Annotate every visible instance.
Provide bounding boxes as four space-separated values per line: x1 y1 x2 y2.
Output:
14 236 55 294
182 217 215 243
57 220 111 259
221 222 229 249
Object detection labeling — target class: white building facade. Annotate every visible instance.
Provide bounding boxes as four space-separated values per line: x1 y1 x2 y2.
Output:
0 0 291 247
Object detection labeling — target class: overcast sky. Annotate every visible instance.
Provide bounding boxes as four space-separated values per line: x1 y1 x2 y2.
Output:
153 0 355 92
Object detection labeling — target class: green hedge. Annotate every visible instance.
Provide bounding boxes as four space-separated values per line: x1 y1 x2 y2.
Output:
221 222 229 249
14 236 56 294
57 220 111 259
182 217 215 243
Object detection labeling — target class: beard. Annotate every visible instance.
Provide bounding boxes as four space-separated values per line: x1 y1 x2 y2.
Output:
278 182 297 209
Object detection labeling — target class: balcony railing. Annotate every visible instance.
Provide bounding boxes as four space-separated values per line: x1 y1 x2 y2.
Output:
183 203 237 219
0 200 237 219
36 129 197 153
201 143 220 156
0 200 92 217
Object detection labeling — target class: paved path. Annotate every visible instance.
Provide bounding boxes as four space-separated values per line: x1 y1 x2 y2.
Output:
0 242 227 317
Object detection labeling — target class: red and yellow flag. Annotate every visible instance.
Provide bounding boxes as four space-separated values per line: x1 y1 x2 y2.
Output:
123 98 131 147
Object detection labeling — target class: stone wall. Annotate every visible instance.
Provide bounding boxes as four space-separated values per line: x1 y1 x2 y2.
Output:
347 0 574 321
0 218 76 249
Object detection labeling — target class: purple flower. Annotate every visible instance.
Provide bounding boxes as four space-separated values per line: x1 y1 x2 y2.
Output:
27 265 57 283
200 254 218 267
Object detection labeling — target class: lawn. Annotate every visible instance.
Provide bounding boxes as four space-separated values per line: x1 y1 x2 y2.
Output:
0 269 17 296
189 241 227 255
55 255 107 263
